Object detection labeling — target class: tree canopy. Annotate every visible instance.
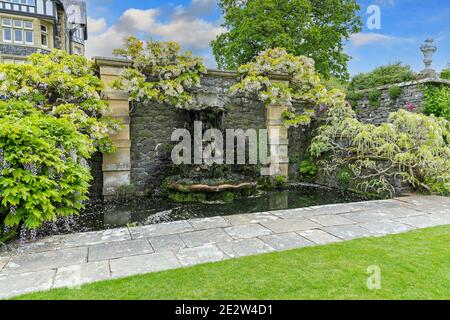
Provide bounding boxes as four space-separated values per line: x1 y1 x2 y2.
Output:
211 0 362 80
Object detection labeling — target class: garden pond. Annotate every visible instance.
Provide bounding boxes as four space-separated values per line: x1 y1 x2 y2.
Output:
47 184 371 234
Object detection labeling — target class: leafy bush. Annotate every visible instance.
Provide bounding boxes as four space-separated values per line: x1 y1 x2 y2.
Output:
346 91 364 107
440 69 450 80
310 103 450 196
113 37 207 109
368 90 382 108
0 101 93 231
338 168 352 188
423 85 450 121
0 51 117 233
299 159 318 181
349 63 416 91
388 86 402 101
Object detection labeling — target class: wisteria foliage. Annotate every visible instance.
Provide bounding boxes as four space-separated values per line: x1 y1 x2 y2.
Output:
310 103 450 196
113 37 207 109
230 48 347 127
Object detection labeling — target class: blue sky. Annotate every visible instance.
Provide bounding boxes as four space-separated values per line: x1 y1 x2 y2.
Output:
85 0 450 75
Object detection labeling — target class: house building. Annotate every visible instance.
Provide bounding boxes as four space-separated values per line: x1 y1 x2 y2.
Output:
0 0 87 63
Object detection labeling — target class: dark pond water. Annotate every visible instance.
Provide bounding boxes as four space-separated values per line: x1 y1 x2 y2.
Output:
64 185 369 233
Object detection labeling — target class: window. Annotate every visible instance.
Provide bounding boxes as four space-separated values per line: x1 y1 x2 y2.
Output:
41 24 48 47
14 28 22 43
3 28 12 42
3 0 36 6
1 18 34 45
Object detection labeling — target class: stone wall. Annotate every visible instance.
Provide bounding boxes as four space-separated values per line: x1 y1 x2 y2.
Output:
130 71 269 191
351 78 450 125
0 44 50 57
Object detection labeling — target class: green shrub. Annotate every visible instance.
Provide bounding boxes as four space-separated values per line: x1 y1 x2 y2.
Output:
440 69 450 80
274 175 287 188
368 90 382 108
349 63 416 91
388 86 402 101
338 168 352 188
0 101 94 231
0 51 117 234
299 159 318 181
346 91 364 107
423 84 450 121
310 103 450 196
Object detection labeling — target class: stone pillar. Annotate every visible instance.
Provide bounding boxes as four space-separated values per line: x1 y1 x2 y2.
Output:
266 104 289 178
94 57 133 200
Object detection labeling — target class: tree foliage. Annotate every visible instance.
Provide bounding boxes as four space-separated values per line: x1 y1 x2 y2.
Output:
211 0 362 80
113 37 207 109
230 48 346 126
310 103 450 196
0 50 117 232
349 63 416 91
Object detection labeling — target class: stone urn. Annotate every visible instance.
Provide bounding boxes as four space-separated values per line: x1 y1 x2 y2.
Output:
419 38 438 78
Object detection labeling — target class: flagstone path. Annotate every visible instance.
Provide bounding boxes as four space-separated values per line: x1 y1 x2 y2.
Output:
1 195 449 299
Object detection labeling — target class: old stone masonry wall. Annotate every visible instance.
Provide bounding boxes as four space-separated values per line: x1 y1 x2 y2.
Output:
351 78 450 125
130 71 268 192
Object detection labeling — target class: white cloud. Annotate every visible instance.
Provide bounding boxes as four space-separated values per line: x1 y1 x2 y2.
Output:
349 32 414 47
85 1 224 66
87 17 107 35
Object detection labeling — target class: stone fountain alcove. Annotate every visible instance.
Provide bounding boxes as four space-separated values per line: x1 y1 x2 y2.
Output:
94 57 292 201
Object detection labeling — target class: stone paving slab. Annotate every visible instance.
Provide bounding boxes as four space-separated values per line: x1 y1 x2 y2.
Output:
308 214 357 227
131 221 195 239
322 225 380 240
147 234 186 253
217 238 274 258
224 224 273 240
176 244 228 267
188 217 231 230
359 220 414 236
110 251 181 278
53 261 110 289
260 218 321 233
180 228 232 248
2 247 88 275
259 233 313 251
60 229 131 248
297 229 342 245
225 212 280 225
0 269 56 299
394 215 449 228
88 239 153 262
0 195 449 299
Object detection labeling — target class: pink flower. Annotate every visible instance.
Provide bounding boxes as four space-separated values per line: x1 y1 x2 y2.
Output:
405 103 416 112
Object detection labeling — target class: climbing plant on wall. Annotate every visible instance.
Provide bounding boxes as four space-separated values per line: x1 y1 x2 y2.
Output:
309 103 450 196
230 48 347 127
113 37 207 109
0 50 117 237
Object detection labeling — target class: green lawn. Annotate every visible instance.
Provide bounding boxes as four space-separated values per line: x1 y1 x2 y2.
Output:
15 225 450 300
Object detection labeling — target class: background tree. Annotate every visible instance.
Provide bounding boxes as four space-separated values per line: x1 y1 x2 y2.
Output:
211 0 362 80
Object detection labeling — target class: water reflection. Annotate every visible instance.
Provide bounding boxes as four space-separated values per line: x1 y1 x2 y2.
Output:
69 187 367 233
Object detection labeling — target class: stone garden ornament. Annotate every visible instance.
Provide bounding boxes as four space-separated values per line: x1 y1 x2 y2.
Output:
419 38 438 78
